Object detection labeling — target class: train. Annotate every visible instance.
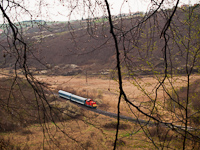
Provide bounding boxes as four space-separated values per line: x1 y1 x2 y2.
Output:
58 90 97 108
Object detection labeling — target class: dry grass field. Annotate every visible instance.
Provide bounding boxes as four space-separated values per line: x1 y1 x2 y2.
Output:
37 74 200 115
1 73 200 149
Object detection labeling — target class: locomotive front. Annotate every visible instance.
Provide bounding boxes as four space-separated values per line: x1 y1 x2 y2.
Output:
85 99 97 108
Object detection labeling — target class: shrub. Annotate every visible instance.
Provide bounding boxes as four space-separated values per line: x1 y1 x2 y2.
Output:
94 98 103 105
115 139 126 146
0 137 14 150
82 140 93 150
149 125 173 141
103 121 131 130
50 100 83 120
62 101 82 119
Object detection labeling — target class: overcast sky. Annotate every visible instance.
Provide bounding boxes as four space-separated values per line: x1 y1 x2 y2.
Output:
0 0 199 23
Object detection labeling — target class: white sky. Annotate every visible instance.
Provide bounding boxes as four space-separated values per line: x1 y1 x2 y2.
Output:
0 0 199 23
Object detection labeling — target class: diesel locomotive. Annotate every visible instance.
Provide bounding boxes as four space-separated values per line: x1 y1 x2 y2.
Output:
58 90 97 108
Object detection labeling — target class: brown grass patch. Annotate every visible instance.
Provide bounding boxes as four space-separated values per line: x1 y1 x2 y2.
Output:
103 121 131 130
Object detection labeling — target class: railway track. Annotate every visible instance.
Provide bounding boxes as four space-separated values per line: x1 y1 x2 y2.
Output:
55 94 196 131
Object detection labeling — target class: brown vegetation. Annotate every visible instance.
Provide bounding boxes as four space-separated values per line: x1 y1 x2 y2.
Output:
103 121 131 130
0 3 200 149
0 77 40 132
0 74 200 149
0 77 84 132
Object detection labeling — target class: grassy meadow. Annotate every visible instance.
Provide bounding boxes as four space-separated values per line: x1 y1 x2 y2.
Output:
1 73 200 149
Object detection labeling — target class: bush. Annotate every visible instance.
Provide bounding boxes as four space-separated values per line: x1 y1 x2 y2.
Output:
62 101 82 119
103 121 131 130
0 137 14 150
149 125 173 141
94 98 103 105
50 100 83 120
115 139 126 146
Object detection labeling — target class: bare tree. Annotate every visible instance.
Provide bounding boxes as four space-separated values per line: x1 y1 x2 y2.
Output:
0 1 83 149
0 0 200 149
103 0 200 149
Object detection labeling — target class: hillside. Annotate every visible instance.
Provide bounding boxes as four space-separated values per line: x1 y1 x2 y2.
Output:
0 5 200 75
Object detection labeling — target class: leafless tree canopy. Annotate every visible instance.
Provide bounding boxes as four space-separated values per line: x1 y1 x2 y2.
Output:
0 0 200 149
